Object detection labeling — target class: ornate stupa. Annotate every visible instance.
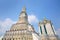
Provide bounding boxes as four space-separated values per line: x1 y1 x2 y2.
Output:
2 7 39 40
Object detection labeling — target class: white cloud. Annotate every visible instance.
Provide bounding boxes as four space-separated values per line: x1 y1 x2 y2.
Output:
28 14 39 24
0 18 16 27
0 14 39 36
0 36 3 40
0 18 16 36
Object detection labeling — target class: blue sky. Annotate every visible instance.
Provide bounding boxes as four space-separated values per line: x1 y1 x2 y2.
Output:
0 0 60 37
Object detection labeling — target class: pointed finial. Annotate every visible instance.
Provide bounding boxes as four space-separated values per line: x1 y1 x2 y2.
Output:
44 17 47 20
43 17 47 24
22 6 26 12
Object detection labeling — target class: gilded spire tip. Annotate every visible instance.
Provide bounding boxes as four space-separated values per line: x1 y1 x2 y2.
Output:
22 6 26 11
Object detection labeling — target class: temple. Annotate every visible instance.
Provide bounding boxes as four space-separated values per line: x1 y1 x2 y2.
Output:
2 7 58 40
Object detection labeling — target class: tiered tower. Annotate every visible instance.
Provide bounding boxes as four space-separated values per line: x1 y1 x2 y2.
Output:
39 18 58 40
2 7 36 40
10 7 28 31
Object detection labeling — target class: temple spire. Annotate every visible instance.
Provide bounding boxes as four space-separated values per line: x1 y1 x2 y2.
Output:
17 6 28 23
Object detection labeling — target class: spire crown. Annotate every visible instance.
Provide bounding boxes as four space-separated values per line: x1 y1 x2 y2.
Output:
22 6 26 12
43 17 47 21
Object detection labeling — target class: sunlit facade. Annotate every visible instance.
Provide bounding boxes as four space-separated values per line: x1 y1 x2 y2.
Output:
39 18 58 40
2 7 39 40
2 7 58 40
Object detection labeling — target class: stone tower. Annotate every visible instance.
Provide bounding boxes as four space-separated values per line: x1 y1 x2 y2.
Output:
38 18 58 40
2 7 38 40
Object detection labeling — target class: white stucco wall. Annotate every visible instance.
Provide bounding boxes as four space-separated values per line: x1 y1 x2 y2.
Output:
45 23 54 35
0 36 3 40
32 32 39 40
